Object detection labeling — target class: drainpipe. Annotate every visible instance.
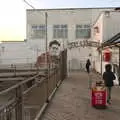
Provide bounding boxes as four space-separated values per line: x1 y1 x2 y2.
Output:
45 12 48 66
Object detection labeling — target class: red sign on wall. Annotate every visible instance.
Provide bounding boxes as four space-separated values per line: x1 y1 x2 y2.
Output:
103 49 111 62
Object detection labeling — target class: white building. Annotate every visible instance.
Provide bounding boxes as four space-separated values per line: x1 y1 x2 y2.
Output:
0 8 115 69
26 8 114 70
0 41 36 64
92 9 120 74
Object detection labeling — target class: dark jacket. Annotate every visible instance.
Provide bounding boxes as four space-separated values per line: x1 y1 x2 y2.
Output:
103 71 116 87
86 61 91 68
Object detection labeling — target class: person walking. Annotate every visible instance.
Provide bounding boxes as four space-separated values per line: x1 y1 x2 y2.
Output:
103 64 116 104
86 59 91 74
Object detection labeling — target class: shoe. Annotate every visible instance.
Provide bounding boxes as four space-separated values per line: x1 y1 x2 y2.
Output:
107 100 111 104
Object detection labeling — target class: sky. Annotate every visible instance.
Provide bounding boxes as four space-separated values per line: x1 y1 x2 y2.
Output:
0 0 120 41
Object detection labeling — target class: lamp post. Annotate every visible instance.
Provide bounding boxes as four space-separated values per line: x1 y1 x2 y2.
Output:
45 12 48 66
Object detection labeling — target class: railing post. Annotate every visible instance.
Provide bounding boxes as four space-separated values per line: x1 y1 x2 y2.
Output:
55 67 57 87
30 63 32 71
14 65 16 77
15 86 23 120
119 47 120 85
6 107 12 120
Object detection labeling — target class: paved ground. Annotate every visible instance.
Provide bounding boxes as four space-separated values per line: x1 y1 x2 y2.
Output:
40 71 120 120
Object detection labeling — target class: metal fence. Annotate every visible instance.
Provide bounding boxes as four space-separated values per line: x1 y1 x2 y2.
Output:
0 49 67 120
0 67 61 120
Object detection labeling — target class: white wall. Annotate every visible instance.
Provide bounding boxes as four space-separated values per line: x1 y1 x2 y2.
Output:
68 46 92 70
103 11 120 42
92 14 104 43
27 9 93 43
0 41 36 64
92 10 120 74
27 8 113 70
27 8 112 43
92 13 104 73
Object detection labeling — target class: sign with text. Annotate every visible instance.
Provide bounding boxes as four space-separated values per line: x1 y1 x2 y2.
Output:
92 90 106 106
68 40 100 49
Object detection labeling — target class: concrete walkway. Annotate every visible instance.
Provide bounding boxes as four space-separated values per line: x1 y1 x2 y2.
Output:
40 71 120 120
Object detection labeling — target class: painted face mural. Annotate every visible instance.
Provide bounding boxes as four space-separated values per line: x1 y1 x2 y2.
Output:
49 40 60 57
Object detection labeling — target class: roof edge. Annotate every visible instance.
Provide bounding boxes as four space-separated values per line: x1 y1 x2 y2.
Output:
26 7 116 11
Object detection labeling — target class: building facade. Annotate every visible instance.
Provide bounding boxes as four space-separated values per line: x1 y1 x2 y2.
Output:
0 41 36 64
27 8 113 70
92 10 120 74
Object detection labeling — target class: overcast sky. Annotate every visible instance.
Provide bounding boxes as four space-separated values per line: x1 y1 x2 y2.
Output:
0 0 119 41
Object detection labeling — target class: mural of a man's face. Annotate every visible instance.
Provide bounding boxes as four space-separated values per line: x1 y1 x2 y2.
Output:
49 44 60 56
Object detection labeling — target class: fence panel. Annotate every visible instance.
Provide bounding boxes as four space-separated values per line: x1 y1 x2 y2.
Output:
0 49 67 120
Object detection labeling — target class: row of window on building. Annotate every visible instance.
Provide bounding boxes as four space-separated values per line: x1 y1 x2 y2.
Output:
31 24 91 39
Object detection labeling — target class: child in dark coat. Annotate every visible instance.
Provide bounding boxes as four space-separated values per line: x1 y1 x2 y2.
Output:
103 64 116 104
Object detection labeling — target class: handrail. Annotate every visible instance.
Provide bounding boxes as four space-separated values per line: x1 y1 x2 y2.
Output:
0 73 45 95
0 49 67 120
23 77 46 95
0 99 16 112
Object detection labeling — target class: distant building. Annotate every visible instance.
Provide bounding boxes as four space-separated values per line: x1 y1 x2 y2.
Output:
0 41 36 64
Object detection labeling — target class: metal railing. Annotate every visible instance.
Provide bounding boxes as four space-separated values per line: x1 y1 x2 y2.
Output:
0 66 63 120
0 50 67 120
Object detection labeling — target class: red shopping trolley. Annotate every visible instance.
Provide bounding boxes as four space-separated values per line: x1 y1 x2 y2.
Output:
91 81 107 109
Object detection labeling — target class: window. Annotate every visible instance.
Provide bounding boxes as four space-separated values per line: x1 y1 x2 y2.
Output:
94 26 99 33
31 25 45 39
76 24 91 39
53 25 68 39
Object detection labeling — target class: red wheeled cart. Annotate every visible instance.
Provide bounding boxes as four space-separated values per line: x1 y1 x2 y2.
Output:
91 81 107 109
